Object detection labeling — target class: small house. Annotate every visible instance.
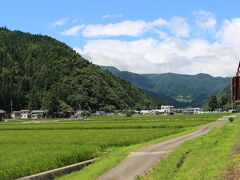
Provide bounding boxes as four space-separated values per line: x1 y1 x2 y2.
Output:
183 108 204 114
31 110 46 119
21 110 31 119
193 108 204 114
73 110 83 119
183 108 194 114
161 105 175 115
11 111 22 119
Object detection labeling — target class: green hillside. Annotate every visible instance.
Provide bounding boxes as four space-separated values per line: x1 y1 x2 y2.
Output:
101 66 231 107
0 28 155 114
146 73 230 97
100 66 156 90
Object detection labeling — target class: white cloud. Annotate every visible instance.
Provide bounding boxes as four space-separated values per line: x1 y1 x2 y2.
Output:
101 14 122 19
61 25 85 36
149 18 168 27
168 17 190 37
154 30 169 39
77 36 240 77
50 18 69 28
217 18 240 48
58 17 188 38
69 11 240 77
193 10 216 30
83 20 149 37
81 17 190 38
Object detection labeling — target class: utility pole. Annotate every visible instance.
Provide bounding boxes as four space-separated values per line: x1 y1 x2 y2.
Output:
79 102 81 110
232 61 240 111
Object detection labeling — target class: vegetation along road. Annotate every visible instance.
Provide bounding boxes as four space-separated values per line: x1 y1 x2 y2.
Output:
97 120 226 180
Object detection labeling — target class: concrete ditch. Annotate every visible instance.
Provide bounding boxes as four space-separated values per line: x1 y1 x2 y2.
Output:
17 158 99 180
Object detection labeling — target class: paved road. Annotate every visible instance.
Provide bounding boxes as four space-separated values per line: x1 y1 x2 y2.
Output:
97 120 226 180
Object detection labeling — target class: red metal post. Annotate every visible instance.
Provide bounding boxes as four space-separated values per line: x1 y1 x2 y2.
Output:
232 61 240 104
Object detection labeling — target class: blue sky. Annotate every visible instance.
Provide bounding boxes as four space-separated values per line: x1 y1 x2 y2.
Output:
1 0 240 76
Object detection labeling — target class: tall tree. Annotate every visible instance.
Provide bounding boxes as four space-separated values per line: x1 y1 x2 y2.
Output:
208 95 218 111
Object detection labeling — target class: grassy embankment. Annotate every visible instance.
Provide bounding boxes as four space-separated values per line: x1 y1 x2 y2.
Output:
141 115 240 180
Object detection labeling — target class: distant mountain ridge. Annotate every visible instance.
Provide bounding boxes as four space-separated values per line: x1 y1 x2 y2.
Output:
100 66 231 107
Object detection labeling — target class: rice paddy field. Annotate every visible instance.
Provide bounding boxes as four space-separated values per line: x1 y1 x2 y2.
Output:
0 113 225 179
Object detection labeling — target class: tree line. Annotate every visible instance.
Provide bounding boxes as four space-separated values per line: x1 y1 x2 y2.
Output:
205 85 232 111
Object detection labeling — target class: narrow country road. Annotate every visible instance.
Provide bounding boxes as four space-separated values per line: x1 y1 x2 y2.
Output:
97 120 226 180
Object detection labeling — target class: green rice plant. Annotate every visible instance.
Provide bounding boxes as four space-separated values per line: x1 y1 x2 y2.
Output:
0 114 220 179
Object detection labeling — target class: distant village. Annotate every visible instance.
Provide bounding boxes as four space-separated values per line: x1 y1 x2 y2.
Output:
0 105 226 121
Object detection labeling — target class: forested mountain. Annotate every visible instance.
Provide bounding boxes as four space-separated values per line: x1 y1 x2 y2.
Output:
101 66 156 90
101 66 231 107
0 28 155 114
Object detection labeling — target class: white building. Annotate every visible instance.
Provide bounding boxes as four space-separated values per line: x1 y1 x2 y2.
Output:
161 105 175 115
11 111 22 119
21 110 31 119
182 108 194 114
183 108 204 114
194 108 204 114
31 110 46 119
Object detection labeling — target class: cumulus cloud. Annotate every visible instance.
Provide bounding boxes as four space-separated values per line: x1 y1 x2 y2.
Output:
83 17 190 37
49 18 69 28
168 17 190 37
83 20 149 37
154 30 169 39
77 34 240 77
217 18 240 48
82 18 168 37
69 11 240 77
60 17 189 38
80 17 190 38
193 10 216 31
61 25 85 36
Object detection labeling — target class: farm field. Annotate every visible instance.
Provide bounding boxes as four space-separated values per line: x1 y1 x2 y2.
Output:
0 114 224 180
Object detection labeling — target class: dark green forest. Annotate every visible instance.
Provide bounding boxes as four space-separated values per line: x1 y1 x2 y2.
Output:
0 28 155 115
205 85 231 111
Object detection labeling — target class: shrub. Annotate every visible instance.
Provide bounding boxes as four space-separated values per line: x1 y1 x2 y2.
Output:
126 113 132 117
82 111 91 118
229 117 234 122
125 110 133 117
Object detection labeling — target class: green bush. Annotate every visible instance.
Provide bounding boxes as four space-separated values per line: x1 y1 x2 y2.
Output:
229 117 234 122
82 111 91 118
125 110 134 117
